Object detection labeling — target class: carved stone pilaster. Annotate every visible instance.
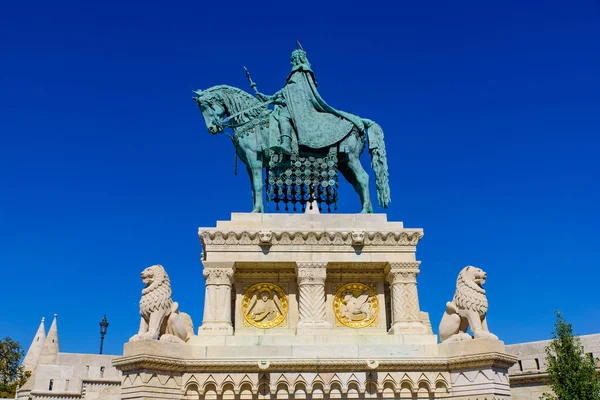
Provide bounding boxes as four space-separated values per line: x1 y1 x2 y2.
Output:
385 262 429 334
198 263 235 335
296 262 330 328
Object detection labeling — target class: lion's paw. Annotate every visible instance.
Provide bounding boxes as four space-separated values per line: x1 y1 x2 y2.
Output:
444 332 472 343
160 334 186 344
474 330 498 340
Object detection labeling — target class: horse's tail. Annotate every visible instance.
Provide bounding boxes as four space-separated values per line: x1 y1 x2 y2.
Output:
364 120 391 208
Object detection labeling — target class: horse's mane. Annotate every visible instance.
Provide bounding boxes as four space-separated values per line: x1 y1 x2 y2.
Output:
203 85 267 122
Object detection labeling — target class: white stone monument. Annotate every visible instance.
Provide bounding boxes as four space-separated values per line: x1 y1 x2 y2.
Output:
114 212 516 399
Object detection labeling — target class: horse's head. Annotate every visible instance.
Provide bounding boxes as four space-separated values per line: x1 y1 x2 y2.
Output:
193 89 226 134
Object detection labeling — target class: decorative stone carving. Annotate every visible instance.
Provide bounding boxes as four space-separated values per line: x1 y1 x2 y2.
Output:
385 262 429 334
198 264 235 334
351 231 365 245
241 283 288 328
129 264 194 344
199 229 422 249
258 231 272 245
439 266 499 343
296 262 330 328
333 283 378 328
204 268 234 285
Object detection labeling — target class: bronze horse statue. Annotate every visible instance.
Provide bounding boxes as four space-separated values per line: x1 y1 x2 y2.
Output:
194 85 390 213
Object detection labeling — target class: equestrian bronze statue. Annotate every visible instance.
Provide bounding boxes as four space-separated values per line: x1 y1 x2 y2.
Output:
194 46 390 213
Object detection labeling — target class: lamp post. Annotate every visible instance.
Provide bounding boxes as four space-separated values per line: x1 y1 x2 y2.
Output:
99 315 109 354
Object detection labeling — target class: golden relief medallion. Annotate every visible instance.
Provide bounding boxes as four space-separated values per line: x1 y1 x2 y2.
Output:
333 283 379 328
242 283 288 328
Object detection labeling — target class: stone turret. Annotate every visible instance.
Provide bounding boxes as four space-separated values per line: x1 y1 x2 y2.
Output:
38 314 59 364
21 317 46 373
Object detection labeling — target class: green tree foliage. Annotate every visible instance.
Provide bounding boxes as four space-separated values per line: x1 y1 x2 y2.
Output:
0 337 30 398
542 312 600 400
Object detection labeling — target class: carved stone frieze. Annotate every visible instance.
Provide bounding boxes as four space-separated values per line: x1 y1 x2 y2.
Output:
199 230 423 248
235 269 296 279
113 352 517 373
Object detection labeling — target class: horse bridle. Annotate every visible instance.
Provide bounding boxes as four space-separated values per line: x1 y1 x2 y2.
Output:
198 93 270 131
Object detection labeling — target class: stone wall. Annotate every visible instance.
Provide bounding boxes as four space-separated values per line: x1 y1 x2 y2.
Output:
505 333 600 400
19 353 121 400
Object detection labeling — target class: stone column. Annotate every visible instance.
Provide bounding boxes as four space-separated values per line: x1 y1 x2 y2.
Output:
198 262 235 335
296 262 330 328
385 262 429 334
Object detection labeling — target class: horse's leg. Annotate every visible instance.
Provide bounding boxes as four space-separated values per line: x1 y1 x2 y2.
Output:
338 134 373 213
248 152 264 213
245 165 256 209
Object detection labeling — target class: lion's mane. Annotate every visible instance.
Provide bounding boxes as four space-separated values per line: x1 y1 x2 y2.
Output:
140 265 173 319
452 267 488 316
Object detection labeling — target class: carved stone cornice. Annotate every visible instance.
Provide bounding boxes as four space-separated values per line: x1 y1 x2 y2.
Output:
385 262 421 284
112 352 517 373
199 230 423 248
235 270 296 279
203 268 234 285
296 262 327 285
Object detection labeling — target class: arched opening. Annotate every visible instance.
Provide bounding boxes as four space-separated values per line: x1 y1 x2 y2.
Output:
222 383 235 400
276 382 289 399
399 382 412 397
311 383 324 399
184 383 200 400
417 382 430 398
435 381 448 394
347 382 360 399
293 383 307 399
240 382 253 400
382 382 395 398
329 382 343 399
204 383 218 400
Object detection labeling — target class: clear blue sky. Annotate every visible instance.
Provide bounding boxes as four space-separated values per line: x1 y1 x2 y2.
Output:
1 0 599 356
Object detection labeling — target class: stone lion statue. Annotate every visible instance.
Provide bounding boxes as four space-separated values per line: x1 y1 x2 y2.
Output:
129 264 194 344
438 266 498 343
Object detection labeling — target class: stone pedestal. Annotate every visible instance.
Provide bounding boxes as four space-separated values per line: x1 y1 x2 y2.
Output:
114 213 516 399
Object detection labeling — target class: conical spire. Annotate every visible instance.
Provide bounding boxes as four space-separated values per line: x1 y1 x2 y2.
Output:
21 317 46 373
39 314 59 364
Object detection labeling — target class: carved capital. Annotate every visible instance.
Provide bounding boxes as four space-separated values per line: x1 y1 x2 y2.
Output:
296 262 327 285
203 268 234 285
385 262 421 284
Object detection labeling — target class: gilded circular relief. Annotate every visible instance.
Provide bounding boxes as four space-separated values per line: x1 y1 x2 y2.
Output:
242 283 288 328
333 283 379 328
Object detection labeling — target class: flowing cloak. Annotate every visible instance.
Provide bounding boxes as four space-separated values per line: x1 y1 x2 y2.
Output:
278 68 365 149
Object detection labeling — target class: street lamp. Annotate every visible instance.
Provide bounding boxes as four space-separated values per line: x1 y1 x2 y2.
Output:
99 315 109 354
